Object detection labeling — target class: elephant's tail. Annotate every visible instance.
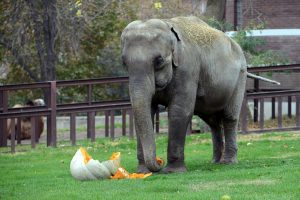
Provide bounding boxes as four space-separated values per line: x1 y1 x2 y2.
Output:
247 72 281 85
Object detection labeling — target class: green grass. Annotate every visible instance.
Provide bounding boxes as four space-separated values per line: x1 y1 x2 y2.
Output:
1 132 300 200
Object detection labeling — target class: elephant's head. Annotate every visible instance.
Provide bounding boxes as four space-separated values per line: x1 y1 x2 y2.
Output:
121 19 181 172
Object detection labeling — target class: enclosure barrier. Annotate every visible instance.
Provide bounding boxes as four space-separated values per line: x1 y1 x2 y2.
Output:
0 77 142 153
1 64 300 153
240 90 300 133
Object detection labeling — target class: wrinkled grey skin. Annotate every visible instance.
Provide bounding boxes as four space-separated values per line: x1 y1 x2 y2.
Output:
121 16 247 173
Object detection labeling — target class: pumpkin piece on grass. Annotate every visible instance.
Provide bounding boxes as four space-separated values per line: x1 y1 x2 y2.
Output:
111 167 152 179
156 157 164 166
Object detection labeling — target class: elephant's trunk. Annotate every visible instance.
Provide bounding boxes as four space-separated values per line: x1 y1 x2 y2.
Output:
129 77 162 172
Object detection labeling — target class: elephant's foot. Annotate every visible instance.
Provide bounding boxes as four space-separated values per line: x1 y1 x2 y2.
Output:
161 163 187 174
220 155 238 164
211 150 224 163
211 156 222 164
137 164 151 173
219 158 238 165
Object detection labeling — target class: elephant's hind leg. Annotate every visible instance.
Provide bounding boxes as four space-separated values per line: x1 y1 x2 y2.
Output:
201 115 224 163
221 75 246 164
221 118 238 164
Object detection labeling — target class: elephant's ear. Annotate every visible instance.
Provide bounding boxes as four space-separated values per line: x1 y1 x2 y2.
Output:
166 23 182 68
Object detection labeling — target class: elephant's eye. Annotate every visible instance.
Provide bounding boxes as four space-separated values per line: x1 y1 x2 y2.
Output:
153 55 164 70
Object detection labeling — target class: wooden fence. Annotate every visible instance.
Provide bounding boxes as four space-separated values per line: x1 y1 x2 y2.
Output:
1 64 300 153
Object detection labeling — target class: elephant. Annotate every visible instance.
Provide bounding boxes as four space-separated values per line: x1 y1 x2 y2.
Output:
121 16 278 173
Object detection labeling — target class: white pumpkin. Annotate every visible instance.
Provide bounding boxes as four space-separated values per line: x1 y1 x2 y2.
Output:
70 148 120 180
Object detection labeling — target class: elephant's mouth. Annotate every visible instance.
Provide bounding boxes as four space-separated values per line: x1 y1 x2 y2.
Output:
155 82 168 91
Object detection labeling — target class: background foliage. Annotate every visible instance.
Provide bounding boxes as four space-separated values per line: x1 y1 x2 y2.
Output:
0 0 289 105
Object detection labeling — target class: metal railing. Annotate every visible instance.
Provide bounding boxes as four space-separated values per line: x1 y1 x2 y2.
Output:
1 64 300 153
0 77 138 153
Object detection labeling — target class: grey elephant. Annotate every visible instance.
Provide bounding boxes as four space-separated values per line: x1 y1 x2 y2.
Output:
121 16 278 173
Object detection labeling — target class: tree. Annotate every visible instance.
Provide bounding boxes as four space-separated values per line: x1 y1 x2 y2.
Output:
0 0 58 82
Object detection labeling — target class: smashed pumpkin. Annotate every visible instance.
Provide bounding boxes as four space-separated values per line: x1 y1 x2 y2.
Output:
70 148 162 180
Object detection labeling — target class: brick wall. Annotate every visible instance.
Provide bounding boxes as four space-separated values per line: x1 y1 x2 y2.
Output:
226 0 300 64
259 36 300 64
242 0 300 29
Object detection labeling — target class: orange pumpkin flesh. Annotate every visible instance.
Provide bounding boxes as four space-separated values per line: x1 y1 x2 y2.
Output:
156 157 164 166
109 152 121 160
80 147 92 164
111 167 152 179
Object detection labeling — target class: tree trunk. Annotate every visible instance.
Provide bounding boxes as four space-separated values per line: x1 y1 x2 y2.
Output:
27 0 57 81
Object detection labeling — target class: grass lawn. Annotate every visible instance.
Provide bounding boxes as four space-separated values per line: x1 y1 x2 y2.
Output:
1 132 300 200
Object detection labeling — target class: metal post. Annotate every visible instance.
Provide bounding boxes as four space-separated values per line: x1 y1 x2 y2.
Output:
278 97 282 128
253 79 259 122
110 110 115 140
271 97 276 119
87 84 92 138
105 111 110 137
46 86 52 146
10 118 15 153
288 96 292 118
0 90 8 147
35 116 40 143
16 119 21 144
122 109 126 136
259 98 264 130
50 81 57 147
90 112 95 142
70 113 76 146
31 117 36 149
296 96 300 127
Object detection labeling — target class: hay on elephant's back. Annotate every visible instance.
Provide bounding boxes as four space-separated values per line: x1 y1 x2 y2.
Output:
170 17 222 47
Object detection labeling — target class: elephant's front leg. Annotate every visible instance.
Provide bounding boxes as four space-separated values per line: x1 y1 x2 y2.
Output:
162 103 195 173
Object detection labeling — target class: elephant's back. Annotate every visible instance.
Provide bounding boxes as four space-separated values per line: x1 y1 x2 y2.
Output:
167 17 223 47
